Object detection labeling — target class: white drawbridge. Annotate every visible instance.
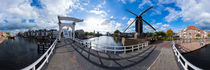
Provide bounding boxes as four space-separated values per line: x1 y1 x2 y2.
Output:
57 16 83 41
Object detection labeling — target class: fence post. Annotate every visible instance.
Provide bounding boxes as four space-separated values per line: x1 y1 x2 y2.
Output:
105 48 107 53
138 44 140 50
132 46 134 52
33 67 35 70
90 42 91 49
86 42 88 47
124 46 126 54
114 47 116 54
184 62 188 70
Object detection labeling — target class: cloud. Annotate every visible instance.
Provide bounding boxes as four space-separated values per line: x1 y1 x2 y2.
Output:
76 17 122 34
163 24 170 27
0 0 84 33
144 22 171 32
158 0 176 5
164 7 181 22
122 16 128 20
129 0 136 3
119 0 136 4
139 0 153 8
90 10 107 17
175 0 210 30
162 0 210 31
120 0 126 4
127 18 135 27
89 0 107 17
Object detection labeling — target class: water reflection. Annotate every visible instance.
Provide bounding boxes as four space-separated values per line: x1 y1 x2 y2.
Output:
82 36 123 51
183 44 210 69
0 37 41 70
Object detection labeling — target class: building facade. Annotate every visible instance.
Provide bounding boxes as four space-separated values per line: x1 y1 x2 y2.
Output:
178 26 210 39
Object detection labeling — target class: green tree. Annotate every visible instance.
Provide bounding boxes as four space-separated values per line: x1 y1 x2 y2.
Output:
154 31 166 37
144 32 153 37
5 32 10 36
196 34 201 37
208 34 210 37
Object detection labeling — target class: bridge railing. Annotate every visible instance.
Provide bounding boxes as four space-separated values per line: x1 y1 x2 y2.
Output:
74 38 149 54
22 39 58 70
171 41 202 70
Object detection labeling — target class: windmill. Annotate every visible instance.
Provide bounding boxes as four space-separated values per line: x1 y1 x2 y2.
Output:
124 6 156 38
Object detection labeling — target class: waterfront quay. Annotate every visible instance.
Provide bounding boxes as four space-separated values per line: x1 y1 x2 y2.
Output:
0 37 6 44
175 39 210 53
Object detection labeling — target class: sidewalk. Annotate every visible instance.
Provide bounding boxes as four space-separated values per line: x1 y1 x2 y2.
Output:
148 41 180 70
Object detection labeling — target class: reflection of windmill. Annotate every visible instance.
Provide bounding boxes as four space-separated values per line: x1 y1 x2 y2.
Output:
124 6 156 38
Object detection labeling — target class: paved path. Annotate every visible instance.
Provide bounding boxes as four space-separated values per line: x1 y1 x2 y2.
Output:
45 38 166 70
46 39 82 70
148 41 181 70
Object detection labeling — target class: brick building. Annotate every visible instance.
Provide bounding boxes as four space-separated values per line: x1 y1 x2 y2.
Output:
178 26 210 39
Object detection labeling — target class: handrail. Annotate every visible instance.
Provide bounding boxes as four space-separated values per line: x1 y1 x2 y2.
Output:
22 39 58 70
171 41 202 70
74 38 149 54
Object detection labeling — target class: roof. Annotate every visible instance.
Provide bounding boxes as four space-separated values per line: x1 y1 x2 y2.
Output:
0 32 3 35
185 26 204 33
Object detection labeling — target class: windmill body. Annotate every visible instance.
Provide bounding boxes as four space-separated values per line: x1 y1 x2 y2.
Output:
124 6 156 39
135 17 143 36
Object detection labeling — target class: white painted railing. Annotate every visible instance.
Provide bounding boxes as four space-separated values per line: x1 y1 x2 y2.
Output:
22 39 58 70
74 38 149 54
171 41 202 70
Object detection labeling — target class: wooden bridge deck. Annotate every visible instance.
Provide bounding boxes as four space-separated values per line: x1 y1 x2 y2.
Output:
45 39 180 70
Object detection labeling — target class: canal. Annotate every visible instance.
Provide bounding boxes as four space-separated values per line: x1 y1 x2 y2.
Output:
0 37 41 70
82 36 123 51
183 44 210 69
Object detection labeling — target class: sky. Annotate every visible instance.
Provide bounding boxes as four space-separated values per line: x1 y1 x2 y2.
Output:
0 0 210 34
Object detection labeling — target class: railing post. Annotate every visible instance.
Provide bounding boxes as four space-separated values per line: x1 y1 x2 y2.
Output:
138 44 140 50
86 42 88 47
105 48 107 53
132 46 134 52
46 54 49 63
32 67 35 70
124 46 126 54
114 47 116 54
184 62 188 70
90 42 92 49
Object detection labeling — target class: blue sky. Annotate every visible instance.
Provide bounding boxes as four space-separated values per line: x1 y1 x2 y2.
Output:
0 0 210 34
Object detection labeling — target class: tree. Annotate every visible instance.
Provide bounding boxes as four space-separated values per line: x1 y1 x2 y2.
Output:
154 31 166 37
196 34 201 37
166 29 173 37
144 32 153 37
208 34 210 37
17 32 23 36
5 32 10 36
114 30 121 34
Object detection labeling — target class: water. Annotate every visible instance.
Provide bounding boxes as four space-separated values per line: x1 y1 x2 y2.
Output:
0 37 41 70
82 36 123 51
183 44 210 69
